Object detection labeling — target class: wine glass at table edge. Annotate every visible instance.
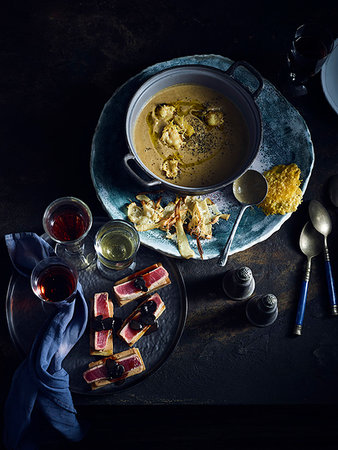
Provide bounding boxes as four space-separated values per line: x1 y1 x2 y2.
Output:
286 22 334 96
43 196 96 271
31 257 79 305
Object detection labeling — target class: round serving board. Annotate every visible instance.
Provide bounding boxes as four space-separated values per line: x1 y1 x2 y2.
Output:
6 218 187 395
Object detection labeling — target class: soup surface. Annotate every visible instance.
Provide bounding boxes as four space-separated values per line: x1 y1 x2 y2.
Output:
133 84 250 187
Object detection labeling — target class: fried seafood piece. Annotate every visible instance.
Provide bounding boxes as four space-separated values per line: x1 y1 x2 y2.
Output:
204 110 224 126
155 104 176 121
160 123 184 150
173 115 195 137
161 156 180 179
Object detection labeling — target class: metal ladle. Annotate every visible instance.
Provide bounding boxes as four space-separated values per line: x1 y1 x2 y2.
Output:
217 170 268 267
294 221 323 335
309 199 338 315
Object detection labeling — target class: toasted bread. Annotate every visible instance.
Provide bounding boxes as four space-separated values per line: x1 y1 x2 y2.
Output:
113 263 171 306
118 293 166 346
86 348 146 390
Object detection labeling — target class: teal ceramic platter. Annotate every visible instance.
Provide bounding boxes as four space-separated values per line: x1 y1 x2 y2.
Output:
90 55 314 259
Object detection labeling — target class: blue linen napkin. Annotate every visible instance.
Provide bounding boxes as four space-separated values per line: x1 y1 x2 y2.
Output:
3 232 88 449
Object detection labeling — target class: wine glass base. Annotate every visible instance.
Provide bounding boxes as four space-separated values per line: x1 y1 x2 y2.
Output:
96 259 137 280
280 74 308 97
287 83 308 97
55 237 97 271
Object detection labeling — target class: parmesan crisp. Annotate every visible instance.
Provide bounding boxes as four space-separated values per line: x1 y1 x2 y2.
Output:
258 163 302 215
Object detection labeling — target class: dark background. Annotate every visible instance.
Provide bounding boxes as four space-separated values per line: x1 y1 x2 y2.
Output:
1 1 338 448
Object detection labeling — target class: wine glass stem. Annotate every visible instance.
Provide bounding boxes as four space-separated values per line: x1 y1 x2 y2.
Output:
70 242 83 253
58 241 84 256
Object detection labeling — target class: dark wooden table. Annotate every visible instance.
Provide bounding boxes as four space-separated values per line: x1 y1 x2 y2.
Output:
1 1 338 448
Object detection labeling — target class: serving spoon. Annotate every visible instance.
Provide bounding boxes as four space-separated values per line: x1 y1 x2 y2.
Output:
294 221 323 335
309 199 337 315
217 170 268 267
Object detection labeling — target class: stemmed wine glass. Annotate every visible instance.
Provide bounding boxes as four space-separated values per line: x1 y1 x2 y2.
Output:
31 256 79 306
286 23 334 96
43 196 96 271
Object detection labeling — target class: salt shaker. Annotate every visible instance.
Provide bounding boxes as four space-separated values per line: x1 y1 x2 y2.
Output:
246 293 278 327
222 266 255 301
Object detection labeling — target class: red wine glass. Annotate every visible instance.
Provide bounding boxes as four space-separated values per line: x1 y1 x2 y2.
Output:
31 257 79 305
43 196 96 270
286 23 334 96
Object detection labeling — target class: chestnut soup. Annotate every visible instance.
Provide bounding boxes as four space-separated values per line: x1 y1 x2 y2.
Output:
133 84 250 188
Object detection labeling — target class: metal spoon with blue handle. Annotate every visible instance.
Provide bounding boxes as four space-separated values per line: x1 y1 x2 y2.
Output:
294 221 323 335
217 170 267 267
309 199 337 315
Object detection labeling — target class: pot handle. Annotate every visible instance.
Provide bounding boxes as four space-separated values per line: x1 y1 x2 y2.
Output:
123 153 163 188
225 60 263 100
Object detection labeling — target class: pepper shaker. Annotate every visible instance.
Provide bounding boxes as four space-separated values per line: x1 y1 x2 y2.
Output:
246 293 278 327
222 266 255 301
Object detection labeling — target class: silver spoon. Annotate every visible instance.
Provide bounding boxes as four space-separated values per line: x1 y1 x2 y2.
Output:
309 199 338 315
217 170 268 267
328 174 338 207
294 221 323 335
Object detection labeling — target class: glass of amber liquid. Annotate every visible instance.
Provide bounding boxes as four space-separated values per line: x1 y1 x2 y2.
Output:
43 196 96 270
31 257 79 306
95 220 140 279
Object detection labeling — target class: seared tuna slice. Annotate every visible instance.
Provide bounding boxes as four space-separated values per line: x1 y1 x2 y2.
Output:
118 293 166 346
90 292 114 356
83 348 145 390
113 263 170 306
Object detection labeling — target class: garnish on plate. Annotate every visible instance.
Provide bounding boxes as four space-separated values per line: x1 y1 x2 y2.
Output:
258 163 303 215
127 194 230 259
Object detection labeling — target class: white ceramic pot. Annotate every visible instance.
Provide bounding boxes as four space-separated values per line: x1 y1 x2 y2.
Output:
124 61 263 195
